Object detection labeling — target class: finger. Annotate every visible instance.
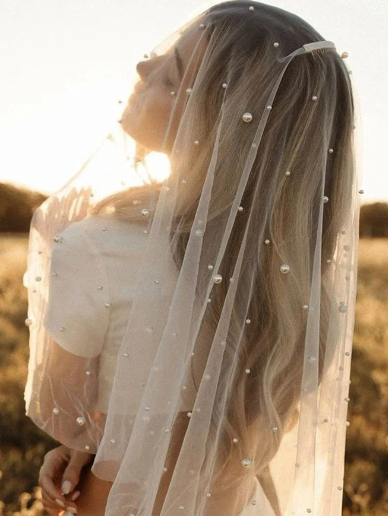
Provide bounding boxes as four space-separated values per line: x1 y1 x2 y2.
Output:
41 489 66 510
39 471 68 507
61 451 92 494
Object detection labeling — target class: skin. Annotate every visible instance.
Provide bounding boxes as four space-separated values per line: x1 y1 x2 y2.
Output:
120 19 207 155
38 19 207 516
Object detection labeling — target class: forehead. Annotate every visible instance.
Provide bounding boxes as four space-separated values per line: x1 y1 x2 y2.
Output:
174 22 206 63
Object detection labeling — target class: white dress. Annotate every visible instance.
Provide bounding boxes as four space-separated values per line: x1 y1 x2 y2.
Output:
44 213 198 414
44 213 280 516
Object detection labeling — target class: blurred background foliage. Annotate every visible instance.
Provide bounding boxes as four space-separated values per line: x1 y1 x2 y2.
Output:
0 181 387 515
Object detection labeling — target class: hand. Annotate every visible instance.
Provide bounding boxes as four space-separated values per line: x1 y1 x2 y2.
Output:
38 444 94 515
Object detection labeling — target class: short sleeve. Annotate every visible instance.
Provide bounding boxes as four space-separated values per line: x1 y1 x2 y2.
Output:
44 222 110 358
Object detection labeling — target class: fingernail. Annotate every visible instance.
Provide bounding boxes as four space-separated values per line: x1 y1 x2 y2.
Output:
55 498 65 507
65 507 77 514
61 480 72 494
71 491 81 501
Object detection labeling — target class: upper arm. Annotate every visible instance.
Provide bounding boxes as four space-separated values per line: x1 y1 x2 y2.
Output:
44 222 110 358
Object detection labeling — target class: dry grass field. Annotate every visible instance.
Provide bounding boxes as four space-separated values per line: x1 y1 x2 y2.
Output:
0 234 387 515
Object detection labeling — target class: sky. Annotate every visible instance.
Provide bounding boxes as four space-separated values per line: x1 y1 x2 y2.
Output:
0 0 386 203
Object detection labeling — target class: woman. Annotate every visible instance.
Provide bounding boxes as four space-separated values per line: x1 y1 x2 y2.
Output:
24 1 362 516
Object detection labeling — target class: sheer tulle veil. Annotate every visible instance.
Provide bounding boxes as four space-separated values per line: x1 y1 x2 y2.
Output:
24 2 364 515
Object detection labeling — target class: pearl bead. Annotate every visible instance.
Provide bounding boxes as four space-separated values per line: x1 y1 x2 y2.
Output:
252 500 257 505
285 170 291 176
308 356 316 363
208 264 214 270
267 105 272 110
245 368 251 374
141 208 149 217
213 274 222 284
86 370 91 375
238 206 243 211
233 438 238 443
181 179 187 184
307 509 312 513
76 416 85 426
328 148 334 153
25 318 33 326
346 421 350 426
280 263 290 274
339 305 348 313
312 95 318 101
53 407 60 415
59 327 65 332
344 397 350 402
245 319 251 324
179 506 184 510
222 82 228 89
272 426 278 432
123 352 129 357
85 445 90 451
327 259 331 263
199 23 205 28
341 51 348 59
204 374 211 380
170 91 176 96
35 276 41 282
206 493 212 498
273 42 279 47
323 196 329 203
194 140 200 145
249 5 255 10
98 286 103 290
242 112 253 122
53 236 61 243
154 279 160 284
102 227 107 231
359 189 364 194
104 303 110 308
323 418 329 422
186 88 192 95
241 458 252 467
345 351 350 356
264 239 270 244
51 272 57 276
303 304 309 310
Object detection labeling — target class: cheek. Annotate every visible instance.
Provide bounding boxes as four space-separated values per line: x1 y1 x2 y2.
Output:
128 88 171 132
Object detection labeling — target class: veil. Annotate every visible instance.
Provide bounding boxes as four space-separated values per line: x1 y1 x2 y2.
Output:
24 2 364 516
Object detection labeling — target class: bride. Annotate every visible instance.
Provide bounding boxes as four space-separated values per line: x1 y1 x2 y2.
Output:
24 1 361 516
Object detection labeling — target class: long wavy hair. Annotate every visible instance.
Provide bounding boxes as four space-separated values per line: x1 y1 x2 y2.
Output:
93 0 355 493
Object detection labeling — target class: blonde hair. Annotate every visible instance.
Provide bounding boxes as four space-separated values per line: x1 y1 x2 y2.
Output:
93 0 355 490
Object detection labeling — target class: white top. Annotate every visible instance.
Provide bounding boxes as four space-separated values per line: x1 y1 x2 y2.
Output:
44 214 197 414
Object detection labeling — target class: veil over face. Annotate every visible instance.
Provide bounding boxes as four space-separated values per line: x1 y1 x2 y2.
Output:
24 2 364 516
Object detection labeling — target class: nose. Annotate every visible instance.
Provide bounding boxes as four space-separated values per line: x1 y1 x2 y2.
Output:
136 61 151 80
